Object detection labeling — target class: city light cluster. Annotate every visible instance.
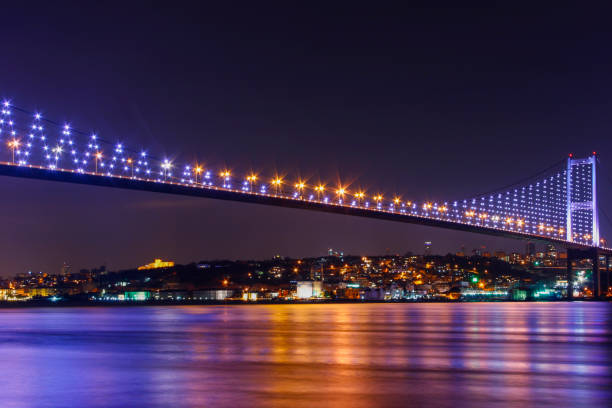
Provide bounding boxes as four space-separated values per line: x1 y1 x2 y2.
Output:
0 99 605 248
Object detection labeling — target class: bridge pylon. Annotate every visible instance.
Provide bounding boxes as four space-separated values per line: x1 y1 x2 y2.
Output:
566 154 599 246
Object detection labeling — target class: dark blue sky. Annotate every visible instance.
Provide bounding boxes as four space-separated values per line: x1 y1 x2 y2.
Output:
1 3 611 275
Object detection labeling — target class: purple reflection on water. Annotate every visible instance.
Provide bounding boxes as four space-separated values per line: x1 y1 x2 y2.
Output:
0 303 611 408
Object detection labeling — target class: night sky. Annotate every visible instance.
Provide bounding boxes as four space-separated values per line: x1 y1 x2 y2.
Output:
1 3 611 276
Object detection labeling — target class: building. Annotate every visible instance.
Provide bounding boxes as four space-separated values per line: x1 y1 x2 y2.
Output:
526 242 535 257
296 281 323 298
137 259 174 270
124 291 151 301
155 290 188 301
494 251 507 261
193 289 234 300
28 288 58 297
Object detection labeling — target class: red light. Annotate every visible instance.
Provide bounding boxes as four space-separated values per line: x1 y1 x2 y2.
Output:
569 153 573 158
592 151 597 155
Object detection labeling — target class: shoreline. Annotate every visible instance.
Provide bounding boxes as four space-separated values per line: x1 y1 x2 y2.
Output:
1 298 609 308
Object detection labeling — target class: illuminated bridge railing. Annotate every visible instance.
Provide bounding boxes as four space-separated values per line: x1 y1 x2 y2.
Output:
0 99 605 249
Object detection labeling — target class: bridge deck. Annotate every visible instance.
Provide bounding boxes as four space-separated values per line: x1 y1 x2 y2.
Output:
1 163 610 255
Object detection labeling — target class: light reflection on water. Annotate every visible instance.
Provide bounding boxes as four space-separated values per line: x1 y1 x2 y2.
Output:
0 303 610 408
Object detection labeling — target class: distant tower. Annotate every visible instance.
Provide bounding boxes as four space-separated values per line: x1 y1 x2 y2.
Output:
424 241 432 256
526 242 535 257
60 262 71 275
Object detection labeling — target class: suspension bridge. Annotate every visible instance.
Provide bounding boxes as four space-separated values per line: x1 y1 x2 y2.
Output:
0 99 610 297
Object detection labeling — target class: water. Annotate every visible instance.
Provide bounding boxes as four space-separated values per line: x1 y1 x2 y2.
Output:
0 303 610 408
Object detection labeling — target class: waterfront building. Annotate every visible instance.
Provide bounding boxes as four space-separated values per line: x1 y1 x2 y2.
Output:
296 281 323 298
124 291 151 301
193 289 234 300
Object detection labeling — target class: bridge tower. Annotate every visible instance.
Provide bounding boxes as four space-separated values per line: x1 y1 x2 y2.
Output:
566 153 599 246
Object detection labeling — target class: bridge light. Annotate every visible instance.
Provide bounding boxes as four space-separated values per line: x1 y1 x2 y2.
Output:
337 187 346 196
34 113 41 120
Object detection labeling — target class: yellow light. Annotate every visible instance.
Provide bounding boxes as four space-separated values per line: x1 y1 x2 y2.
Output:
315 185 325 192
195 166 203 174
355 192 364 199
337 187 346 196
394 197 401 204
127 158 133 164
272 178 282 185
374 195 383 201
96 152 103 159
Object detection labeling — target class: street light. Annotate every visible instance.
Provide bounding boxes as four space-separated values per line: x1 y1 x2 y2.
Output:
314 185 325 201
127 158 134 177
8 139 20 163
336 186 346 203
271 177 283 195
294 181 306 198
220 170 231 188
194 166 203 184
355 191 365 206
95 152 103 174
246 174 258 192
